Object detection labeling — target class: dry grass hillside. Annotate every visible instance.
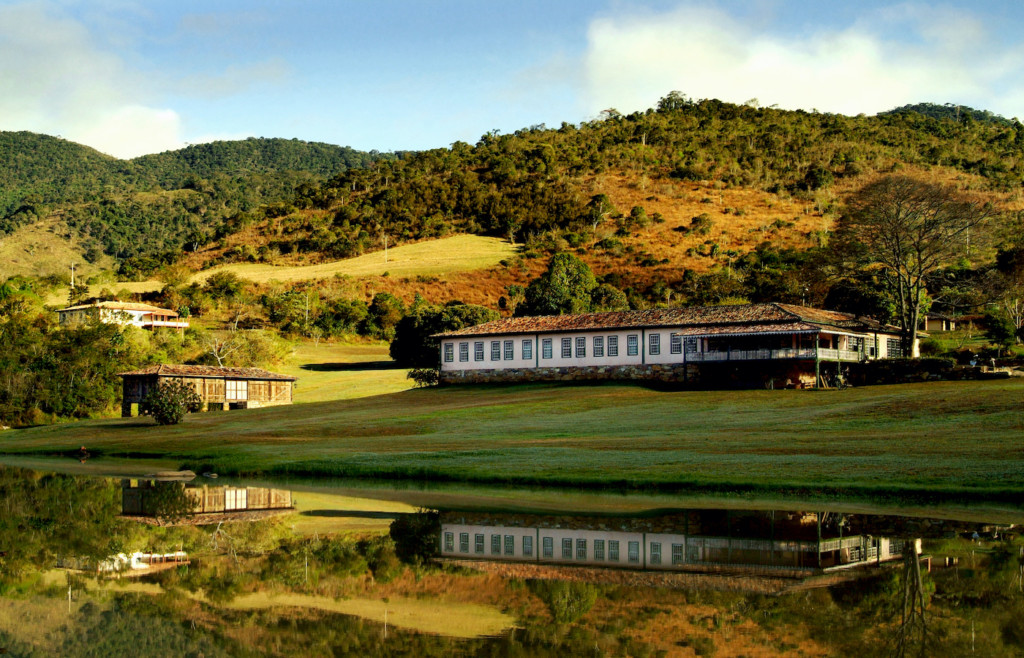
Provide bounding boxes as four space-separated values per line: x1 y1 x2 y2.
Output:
0 216 114 279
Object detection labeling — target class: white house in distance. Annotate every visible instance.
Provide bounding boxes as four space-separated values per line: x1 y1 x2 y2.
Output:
436 303 915 389
57 301 189 332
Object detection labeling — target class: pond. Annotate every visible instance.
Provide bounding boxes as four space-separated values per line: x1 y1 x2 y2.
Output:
0 461 1022 656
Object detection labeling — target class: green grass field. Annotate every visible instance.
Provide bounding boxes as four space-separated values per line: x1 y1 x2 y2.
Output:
3 378 1023 501
278 341 413 403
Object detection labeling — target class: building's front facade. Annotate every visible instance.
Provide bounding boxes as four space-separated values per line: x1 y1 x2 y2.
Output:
436 303 914 388
119 364 296 417
58 301 189 331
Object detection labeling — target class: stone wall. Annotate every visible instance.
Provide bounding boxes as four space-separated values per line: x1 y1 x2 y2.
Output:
441 363 696 385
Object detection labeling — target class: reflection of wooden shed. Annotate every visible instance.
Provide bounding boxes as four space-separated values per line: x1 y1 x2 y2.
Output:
118 364 296 417
121 480 293 517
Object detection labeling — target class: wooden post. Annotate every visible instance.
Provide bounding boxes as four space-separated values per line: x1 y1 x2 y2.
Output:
815 336 821 388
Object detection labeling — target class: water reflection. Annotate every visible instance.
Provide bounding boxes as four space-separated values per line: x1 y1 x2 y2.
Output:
120 478 293 524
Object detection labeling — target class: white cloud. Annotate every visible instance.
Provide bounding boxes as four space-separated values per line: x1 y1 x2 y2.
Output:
582 4 1024 121
0 2 185 158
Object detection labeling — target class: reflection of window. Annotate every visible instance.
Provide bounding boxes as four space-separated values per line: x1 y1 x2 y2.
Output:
475 534 485 554
542 536 553 558
576 539 587 560
628 541 640 563
459 533 469 553
226 380 248 400
650 542 662 565
672 543 684 565
523 536 533 557
225 488 247 510
444 532 454 552
562 538 573 559
594 539 605 560
505 535 515 555
491 534 501 555
608 540 620 561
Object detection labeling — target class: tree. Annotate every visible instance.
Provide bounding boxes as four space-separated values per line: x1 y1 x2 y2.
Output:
142 380 202 425
516 252 598 317
838 176 997 354
389 302 499 368
364 292 405 340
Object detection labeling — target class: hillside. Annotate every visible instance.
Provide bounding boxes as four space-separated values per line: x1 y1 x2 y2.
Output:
0 133 387 272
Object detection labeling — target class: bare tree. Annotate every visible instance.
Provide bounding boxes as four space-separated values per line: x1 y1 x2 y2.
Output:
839 176 997 354
893 538 929 658
203 334 239 367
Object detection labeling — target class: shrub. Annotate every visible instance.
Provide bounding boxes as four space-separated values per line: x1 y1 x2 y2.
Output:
528 580 598 623
408 368 439 387
142 380 202 425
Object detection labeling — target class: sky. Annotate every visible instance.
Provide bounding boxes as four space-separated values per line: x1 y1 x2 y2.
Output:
2 0 1024 159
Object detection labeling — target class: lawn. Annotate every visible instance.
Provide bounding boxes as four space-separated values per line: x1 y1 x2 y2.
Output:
2 378 1023 501
277 341 413 404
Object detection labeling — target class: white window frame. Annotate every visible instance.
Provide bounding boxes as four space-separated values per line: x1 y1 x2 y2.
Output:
594 336 604 357
650 542 662 565
561 538 573 559
575 337 586 358
607 336 619 357
475 341 485 361
522 339 533 360
649 333 660 355
490 341 501 361
523 535 533 557
475 534 485 554
576 539 587 560
459 532 470 553
670 334 682 354
627 334 639 356
561 338 572 359
226 380 248 401
504 340 514 360
459 342 469 362
542 338 552 359
594 539 605 560
542 536 553 558
443 342 454 362
504 535 515 556
608 540 620 561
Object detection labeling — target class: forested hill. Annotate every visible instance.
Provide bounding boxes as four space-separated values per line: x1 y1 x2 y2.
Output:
880 102 1016 127
0 132 387 264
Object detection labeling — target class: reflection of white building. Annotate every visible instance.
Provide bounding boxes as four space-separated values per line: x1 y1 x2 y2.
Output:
57 301 189 331
440 513 903 575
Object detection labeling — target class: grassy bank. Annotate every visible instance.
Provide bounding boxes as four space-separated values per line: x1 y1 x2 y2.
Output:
2 379 1023 501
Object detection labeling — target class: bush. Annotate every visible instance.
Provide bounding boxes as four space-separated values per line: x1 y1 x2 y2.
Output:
142 380 202 425
919 338 943 356
528 580 598 623
408 368 439 387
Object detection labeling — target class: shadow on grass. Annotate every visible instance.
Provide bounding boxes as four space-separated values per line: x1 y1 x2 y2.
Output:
300 510 404 520
300 360 400 372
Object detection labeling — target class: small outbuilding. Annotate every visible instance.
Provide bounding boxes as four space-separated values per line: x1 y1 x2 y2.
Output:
119 364 296 417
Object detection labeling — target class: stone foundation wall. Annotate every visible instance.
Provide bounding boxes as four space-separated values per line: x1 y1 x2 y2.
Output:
441 364 696 385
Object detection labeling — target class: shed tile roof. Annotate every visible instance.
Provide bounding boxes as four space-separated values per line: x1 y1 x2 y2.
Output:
60 301 177 316
118 364 296 381
435 303 900 338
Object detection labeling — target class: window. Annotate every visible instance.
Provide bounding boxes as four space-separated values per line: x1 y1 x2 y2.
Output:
459 533 470 553
684 337 698 354
443 343 454 362
542 536 553 558
628 541 640 563
475 534 485 554
627 335 639 356
575 337 586 358
491 534 501 555
505 535 515 556
594 539 605 560
459 342 469 362
225 488 247 510
672 543 684 565
608 336 619 357
504 340 514 360
561 338 572 358
649 333 661 355
523 535 534 557
474 341 484 361
444 532 454 552
886 338 903 358
670 334 682 354
608 540 620 562
562 538 573 559
542 339 553 359
650 542 662 565
576 539 587 560
226 380 248 401
491 341 501 361
594 336 604 357
522 339 533 360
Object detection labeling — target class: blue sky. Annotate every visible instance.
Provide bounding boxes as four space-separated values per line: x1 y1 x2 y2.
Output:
2 1 1023 158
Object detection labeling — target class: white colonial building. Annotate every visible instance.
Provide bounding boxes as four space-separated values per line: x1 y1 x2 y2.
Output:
436 303 914 388
58 301 189 332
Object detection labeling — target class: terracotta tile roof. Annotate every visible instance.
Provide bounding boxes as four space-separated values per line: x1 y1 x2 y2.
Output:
118 364 296 381
436 303 901 338
672 321 819 337
60 301 178 316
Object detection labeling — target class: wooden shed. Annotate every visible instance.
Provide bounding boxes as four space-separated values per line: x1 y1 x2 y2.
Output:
119 364 296 417
121 480 293 518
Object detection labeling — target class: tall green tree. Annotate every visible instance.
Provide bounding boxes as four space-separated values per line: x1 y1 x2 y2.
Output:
517 252 598 316
389 302 499 368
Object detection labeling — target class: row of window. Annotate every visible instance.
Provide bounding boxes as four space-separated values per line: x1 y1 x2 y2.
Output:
442 532 686 565
443 333 694 363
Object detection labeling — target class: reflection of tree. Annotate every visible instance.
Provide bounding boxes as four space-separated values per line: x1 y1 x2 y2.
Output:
146 482 197 524
893 538 929 658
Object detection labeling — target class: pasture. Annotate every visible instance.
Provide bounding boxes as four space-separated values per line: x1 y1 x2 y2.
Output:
2 378 1023 501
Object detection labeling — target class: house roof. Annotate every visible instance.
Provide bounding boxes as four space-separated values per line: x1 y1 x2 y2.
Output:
59 301 178 316
435 303 902 339
118 364 296 381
